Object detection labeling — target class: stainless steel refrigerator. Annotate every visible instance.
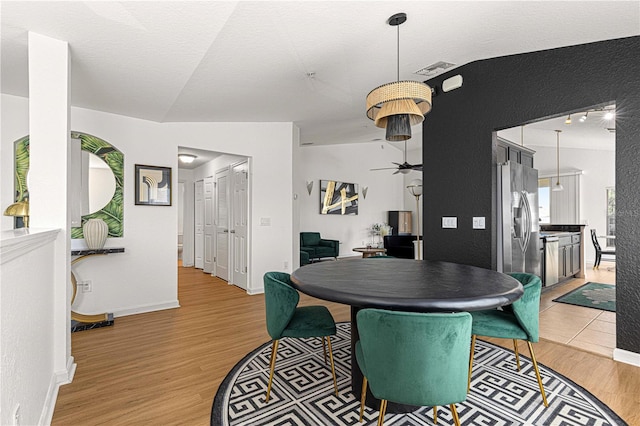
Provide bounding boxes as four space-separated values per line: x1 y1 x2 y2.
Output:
497 161 541 277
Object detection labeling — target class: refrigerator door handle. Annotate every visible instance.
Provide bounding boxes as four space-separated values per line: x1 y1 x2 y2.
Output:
521 190 532 254
515 193 526 253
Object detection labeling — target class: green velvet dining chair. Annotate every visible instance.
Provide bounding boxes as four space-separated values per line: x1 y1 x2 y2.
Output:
467 272 548 407
356 309 472 426
263 271 338 402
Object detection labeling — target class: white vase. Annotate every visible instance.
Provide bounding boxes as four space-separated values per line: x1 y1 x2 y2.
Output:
83 218 109 250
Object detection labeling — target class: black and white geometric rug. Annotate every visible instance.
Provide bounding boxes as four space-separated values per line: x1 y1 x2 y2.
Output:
212 323 626 425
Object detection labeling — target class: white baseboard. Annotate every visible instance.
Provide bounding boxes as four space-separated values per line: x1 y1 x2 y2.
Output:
613 348 640 367
40 356 76 425
113 300 180 318
247 287 264 295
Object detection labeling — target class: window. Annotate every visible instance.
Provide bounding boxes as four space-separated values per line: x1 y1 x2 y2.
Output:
538 173 581 224
538 178 551 224
606 187 615 247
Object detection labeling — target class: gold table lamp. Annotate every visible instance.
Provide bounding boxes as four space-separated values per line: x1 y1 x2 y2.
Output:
4 200 29 227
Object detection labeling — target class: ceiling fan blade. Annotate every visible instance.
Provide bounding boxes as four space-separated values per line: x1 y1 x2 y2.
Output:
370 167 399 171
411 164 423 171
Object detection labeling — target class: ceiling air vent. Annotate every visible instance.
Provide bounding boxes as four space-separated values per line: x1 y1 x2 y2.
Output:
414 61 456 77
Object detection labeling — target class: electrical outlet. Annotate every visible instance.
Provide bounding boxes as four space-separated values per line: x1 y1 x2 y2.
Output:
80 280 92 293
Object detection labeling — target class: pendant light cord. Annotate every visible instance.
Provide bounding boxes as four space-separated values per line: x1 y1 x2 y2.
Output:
556 131 561 185
396 24 400 82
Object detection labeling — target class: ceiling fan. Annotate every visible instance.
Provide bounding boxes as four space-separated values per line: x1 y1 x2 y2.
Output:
370 140 422 174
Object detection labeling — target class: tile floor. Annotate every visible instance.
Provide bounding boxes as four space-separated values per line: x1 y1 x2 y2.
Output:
539 260 616 357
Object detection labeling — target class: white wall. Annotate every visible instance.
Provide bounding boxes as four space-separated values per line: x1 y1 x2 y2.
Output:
295 141 418 260
2 94 294 310
404 147 423 236
169 122 293 294
1 230 66 426
531 144 615 264
192 153 247 181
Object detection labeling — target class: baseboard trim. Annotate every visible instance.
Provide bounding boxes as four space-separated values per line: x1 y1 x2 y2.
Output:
247 287 264 295
113 300 180 318
613 348 640 367
40 356 76 425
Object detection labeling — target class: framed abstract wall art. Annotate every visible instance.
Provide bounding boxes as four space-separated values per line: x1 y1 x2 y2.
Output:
135 164 172 206
320 180 358 215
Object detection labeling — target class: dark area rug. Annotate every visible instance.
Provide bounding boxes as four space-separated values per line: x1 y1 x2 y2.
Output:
211 323 625 425
553 282 616 312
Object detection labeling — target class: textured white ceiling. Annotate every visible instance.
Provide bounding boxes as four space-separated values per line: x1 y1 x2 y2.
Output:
2 1 638 150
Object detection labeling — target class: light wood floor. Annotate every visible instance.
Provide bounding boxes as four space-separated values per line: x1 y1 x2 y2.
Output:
52 262 640 425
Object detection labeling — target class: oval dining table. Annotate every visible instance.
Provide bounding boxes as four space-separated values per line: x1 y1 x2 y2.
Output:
290 257 524 413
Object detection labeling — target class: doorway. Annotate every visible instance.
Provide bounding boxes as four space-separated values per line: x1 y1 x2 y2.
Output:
177 148 250 290
496 103 616 268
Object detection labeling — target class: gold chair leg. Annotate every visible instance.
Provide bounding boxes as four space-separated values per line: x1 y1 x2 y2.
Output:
450 404 461 426
433 406 438 424
467 335 476 392
359 377 367 423
322 336 327 364
265 340 279 402
513 339 521 371
326 336 338 396
377 400 388 426
527 341 549 407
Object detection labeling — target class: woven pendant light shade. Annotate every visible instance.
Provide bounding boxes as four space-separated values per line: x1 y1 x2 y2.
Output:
366 13 433 141
373 98 424 129
367 81 432 124
385 114 412 141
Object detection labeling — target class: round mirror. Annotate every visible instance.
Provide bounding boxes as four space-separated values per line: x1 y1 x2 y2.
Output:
82 151 116 215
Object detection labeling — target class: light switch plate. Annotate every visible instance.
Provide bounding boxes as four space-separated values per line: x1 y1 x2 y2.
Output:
260 217 271 226
473 217 486 229
442 217 457 229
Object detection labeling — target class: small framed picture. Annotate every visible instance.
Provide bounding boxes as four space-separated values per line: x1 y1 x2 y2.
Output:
134 164 172 206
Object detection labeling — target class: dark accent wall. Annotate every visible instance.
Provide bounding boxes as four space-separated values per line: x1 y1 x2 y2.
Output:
422 36 640 355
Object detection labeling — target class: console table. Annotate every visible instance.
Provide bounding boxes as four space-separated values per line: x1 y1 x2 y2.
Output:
71 247 124 332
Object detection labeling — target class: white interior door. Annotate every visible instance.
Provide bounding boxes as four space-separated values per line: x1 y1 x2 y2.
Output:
203 177 214 273
215 169 229 281
231 161 248 289
194 180 204 269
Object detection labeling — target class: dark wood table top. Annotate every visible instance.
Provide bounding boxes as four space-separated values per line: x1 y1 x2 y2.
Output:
291 258 523 312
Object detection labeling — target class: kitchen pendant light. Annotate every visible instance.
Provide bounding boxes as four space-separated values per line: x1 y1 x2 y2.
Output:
552 130 564 192
366 13 432 141
564 115 572 125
